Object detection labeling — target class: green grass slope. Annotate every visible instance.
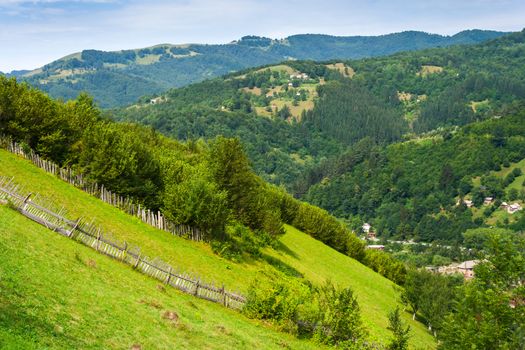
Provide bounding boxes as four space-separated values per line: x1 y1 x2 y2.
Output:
266 226 435 349
0 205 318 350
0 149 264 293
0 149 436 348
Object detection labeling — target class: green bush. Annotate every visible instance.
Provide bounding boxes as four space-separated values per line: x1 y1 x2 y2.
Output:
387 307 411 350
244 275 367 348
309 282 367 347
363 249 407 285
243 271 311 333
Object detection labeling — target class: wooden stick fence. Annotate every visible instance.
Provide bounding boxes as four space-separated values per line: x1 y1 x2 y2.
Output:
0 137 204 242
0 177 246 311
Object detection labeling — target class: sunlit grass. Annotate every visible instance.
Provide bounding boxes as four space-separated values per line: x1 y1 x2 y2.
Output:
0 205 318 350
0 149 436 348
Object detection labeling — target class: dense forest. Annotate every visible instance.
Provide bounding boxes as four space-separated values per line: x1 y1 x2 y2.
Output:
302 108 525 241
10 30 506 107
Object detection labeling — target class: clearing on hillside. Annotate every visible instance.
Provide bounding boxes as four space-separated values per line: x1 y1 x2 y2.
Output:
326 62 355 77
241 65 322 121
397 91 427 124
469 157 525 225
417 65 443 76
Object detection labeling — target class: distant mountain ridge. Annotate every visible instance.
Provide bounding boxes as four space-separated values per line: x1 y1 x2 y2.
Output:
11 29 509 107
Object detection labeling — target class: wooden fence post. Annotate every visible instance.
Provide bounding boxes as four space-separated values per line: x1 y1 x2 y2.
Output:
69 218 81 238
134 254 141 269
121 242 127 262
166 267 172 285
221 284 227 306
194 280 200 296
22 192 32 210
96 229 101 251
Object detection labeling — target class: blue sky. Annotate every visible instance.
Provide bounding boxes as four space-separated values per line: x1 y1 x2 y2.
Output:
0 0 524 72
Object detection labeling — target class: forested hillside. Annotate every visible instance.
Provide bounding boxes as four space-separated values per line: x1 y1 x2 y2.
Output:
2 75 412 285
116 31 525 183
10 30 506 107
302 109 525 241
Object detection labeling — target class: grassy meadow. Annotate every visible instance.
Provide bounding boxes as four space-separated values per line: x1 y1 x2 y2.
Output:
0 149 436 348
0 205 320 350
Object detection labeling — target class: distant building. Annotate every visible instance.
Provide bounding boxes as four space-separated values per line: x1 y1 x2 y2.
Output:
458 260 477 279
150 97 163 104
367 231 377 241
362 223 371 233
366 245 384 250
483 197 494 206
437 260 478 279
507 203 523 214
289 73 309 80
463 199 473 208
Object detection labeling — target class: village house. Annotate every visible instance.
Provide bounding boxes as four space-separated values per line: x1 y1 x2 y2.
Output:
463 199 473 208
366 244 385 251
458 260 477 279
437 260 478 280
149 97 163 104
289 73 309 80
507 203 523 214
483 197 494 206
362 222 378 241
367 231 378 241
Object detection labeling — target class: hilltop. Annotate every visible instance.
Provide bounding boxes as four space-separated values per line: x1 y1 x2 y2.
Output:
11 30 507 107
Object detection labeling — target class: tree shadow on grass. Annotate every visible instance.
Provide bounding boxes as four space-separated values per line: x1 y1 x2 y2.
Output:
0 300 80 348
260 253 303 278
0 275 80 349
273 240 299 259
